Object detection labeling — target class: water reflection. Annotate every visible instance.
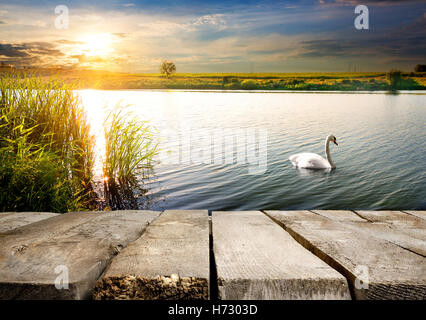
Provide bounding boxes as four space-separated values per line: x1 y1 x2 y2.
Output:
295 167 334 177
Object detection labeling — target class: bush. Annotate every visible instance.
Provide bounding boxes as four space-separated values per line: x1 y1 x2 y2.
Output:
285 79 304 86
224 82 241 89
222 76 232 84
0 149 80 212
414 64 426 73
241 79 258 90
387 69 402 89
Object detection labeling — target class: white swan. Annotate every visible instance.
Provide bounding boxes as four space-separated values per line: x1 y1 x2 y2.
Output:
289 135 338 169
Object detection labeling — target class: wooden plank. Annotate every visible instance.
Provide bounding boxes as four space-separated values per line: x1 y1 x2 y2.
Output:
355 210 425 226
311 210 367 222
93 210 209 300
355 210 426 251
403 211 426 221
313 210 426 256
0 212 59 233
265 210 426 300
212 211 351 300
0 210 159 299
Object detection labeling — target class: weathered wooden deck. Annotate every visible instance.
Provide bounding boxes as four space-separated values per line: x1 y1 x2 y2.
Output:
0 210 424 300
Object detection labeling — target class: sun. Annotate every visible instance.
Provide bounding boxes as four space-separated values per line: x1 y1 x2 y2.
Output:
80 33 113 57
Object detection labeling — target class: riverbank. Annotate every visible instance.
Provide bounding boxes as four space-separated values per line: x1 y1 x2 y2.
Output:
1 68 425 91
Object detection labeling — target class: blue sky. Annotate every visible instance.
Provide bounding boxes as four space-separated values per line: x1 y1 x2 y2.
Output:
0 0 424 72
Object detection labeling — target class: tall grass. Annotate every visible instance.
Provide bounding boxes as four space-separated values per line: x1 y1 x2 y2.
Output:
103 108 158 210
0 72 159 212
0 72 96 212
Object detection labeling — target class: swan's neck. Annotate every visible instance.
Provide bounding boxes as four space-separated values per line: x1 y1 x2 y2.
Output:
325 139 336 168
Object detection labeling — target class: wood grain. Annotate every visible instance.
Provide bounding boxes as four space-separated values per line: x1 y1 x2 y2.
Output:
0 210 159 299
265 210 426 300
213 211 351 300
94 210 209 300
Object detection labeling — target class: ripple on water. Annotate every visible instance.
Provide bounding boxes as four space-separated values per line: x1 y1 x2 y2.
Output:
79 90 426 210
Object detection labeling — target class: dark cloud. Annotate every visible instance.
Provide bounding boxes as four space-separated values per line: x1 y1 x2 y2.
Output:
297 39 349 57
294 15 425 64
0 41 66 67
0 44 30 57
24 42 64 56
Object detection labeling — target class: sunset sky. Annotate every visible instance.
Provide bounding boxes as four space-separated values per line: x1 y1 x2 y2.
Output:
0 0 424 72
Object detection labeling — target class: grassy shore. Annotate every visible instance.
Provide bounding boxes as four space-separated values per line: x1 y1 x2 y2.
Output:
0 73 157 212
1 67 425 91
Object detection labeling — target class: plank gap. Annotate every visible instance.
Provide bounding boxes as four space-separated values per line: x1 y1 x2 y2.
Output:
209 217 219 300
261 210 357 299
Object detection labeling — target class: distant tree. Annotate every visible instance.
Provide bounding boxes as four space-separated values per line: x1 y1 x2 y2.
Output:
414 64 426 72
160 61 176 79
386 69 402 90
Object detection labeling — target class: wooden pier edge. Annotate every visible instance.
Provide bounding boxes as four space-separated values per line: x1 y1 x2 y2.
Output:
263 210 426 300
212 211 351 300
93 210 210 300
0 210 160 299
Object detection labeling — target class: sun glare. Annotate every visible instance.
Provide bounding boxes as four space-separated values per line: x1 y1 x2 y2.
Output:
80 33 113 56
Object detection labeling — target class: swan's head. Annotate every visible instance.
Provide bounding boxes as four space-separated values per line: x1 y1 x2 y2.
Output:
327 135 338 146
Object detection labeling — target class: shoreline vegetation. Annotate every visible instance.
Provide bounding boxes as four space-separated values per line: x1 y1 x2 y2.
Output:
0 73 157 212
1 67 425 91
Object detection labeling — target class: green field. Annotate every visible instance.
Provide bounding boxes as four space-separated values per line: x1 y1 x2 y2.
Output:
1 67 425 91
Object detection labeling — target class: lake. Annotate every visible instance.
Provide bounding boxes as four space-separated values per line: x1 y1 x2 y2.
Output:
80 90 426 211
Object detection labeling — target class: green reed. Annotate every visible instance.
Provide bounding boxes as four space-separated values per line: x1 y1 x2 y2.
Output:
103 108 158 210
0 72 96 212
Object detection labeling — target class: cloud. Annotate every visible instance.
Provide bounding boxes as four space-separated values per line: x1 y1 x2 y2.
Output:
292 16 425 64
0 1 424 71
113 33 128 38
0 44 29 57
0 41 66 67
136 13 229 38
72 54 106 63
193 14 227 29
71 53 129 66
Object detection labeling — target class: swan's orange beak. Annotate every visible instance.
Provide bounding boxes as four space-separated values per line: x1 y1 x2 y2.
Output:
333 139 338 146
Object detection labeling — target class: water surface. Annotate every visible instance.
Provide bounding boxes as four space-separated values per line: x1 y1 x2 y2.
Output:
80 90 426 211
